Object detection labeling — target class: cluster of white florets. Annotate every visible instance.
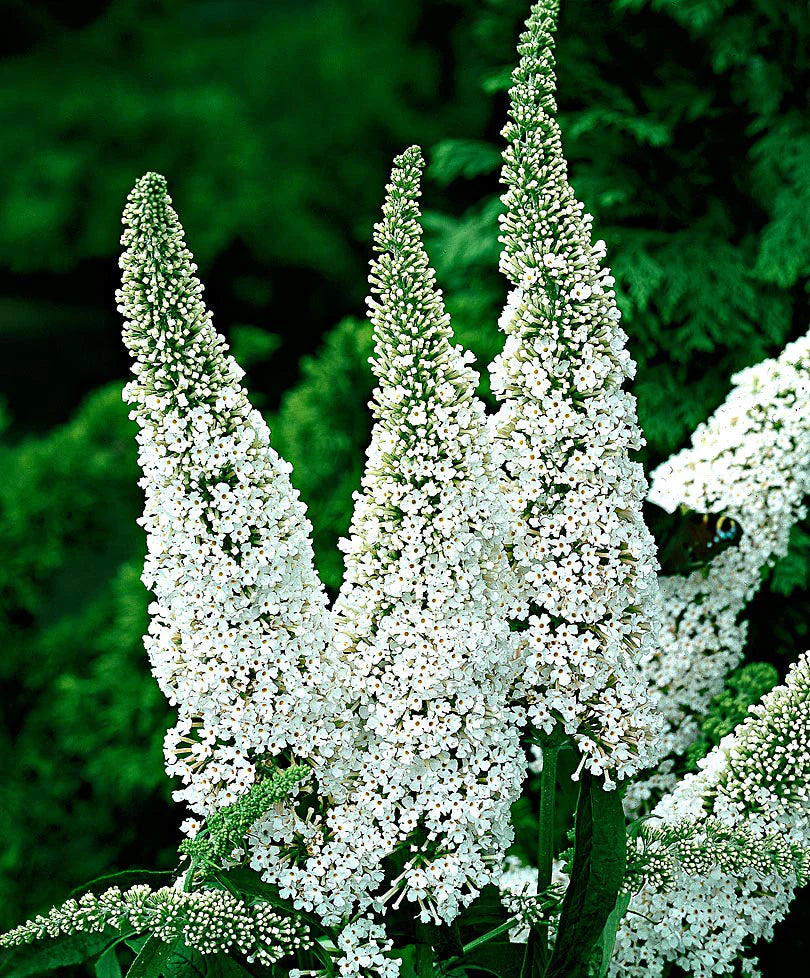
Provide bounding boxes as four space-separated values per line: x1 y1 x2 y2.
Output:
499 854 568 944
250 148 526 930
490 0 662 784
118 173 338 818
329 917 400 978
0 883 309 965
625 332 810 813
612 652 810 978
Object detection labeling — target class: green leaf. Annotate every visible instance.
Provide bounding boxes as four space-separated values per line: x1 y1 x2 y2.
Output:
543 772 627 978
429 139 501 186
0 931 118 978
464 939 526 978
595 892 631 978
393 945 418 978
126 936 177 978
455 884 506 933
214 868 321 932
163 946 255 978
769 523 810 596
214 868 296 911
96 943 124 978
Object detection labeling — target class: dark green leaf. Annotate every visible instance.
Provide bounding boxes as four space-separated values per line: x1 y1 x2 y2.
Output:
126 936 177 978
214 869 295 912
126 936 149 955
456 885 506 933
595 892 630 978
520 931 543 978
769 524 810 596
163 946 256 978
215 868 320 931
393 945 418 978
0 930 118 978
96 943 124 978
465 939 526 978
543 772 626 978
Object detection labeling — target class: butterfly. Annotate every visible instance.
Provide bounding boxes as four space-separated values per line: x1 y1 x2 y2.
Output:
644 502 744 576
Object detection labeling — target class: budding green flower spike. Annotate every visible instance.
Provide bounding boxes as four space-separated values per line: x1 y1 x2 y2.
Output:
180 764 311 871
0 883 310 966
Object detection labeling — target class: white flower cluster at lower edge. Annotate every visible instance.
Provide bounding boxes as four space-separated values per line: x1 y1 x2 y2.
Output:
627 331 810 815
612 651 810 978
0 883 309 966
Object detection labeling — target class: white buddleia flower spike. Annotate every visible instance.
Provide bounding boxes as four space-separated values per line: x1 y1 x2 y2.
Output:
250 147 526 931
626 330 810 814
117 173 337 819
490 0 662 785
612 652 810 978
0 884 310 966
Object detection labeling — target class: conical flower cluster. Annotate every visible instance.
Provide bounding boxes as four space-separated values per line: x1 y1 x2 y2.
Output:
0 883 309 966
626 331 810 813
613 652 810 978
118 173 338 818
489 0 662 784
249 149 526 931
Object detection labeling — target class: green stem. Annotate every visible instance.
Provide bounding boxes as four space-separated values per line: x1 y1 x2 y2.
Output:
461 920 518 955
534 745 559 969
415 921 435 978
440 919 520 974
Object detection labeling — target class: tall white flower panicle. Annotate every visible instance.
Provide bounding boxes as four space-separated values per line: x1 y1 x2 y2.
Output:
490 0 662 784
612 652 810 978
250 147 525 931
626 331 810 812
118 172 336 819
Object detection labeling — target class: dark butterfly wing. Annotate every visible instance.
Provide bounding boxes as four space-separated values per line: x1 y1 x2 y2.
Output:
645 502 743 576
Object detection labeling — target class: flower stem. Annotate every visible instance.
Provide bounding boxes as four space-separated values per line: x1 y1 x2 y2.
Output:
535 745 559 967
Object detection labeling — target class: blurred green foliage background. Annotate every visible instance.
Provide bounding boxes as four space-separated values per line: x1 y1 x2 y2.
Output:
1 0 809 972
